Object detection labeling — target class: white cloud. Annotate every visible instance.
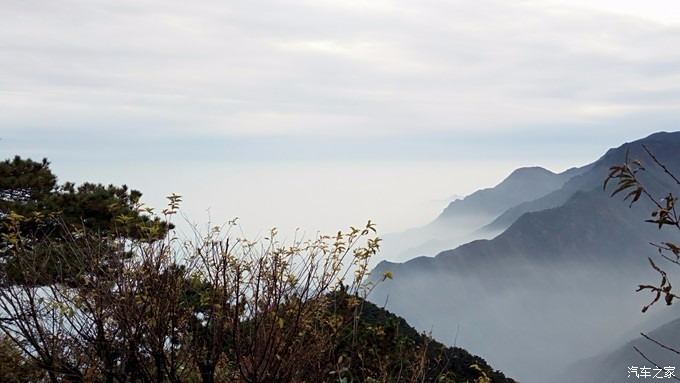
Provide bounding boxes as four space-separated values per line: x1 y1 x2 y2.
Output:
549 0 680 25
2 0 680 138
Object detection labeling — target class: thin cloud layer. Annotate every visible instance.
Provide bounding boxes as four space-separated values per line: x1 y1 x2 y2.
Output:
2 0 680 139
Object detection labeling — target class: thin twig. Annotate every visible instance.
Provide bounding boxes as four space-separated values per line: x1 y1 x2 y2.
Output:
633 346 680 382
641 332 680 356
643 144 680 186
633 345 659 367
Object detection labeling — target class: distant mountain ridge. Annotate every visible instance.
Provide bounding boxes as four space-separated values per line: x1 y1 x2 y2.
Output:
374 130 680 290
376 189 660 279
436 165 585 221
483 131 680 232
368 131 680 383
378 164 586 264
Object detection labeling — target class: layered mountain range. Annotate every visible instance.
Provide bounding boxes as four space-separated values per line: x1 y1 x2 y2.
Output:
369 131 680 383
377 165 586 264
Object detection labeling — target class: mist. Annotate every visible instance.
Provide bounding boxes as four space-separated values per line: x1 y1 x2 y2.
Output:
366 132 680 383
37 157 543 243
369 257 670 383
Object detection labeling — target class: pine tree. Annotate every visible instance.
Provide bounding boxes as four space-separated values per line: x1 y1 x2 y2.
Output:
0 156 170 284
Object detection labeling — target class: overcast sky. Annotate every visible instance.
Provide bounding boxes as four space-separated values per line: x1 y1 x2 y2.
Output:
3 0 680 236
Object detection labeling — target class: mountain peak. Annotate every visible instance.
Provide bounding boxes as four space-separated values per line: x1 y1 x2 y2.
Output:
436 166 573 221
501 166 557 185
642 130 678 142
595 130 680 169
508 166 555 177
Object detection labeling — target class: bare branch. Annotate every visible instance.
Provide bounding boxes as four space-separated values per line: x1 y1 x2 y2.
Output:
641 332 680 356
643 144 680 186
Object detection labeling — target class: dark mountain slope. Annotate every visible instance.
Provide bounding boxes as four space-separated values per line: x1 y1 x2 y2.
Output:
378 165 584 263
436 166 584 222
374 187 665 281
484 131 680 232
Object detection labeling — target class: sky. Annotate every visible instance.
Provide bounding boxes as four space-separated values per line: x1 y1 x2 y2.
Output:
3 0 680 238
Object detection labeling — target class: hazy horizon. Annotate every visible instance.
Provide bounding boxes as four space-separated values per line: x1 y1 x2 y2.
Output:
2 153 580 234
5 0 680 241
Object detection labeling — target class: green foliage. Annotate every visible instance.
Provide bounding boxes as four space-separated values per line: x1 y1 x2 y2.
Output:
0 156 170 284
0 335 46 383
